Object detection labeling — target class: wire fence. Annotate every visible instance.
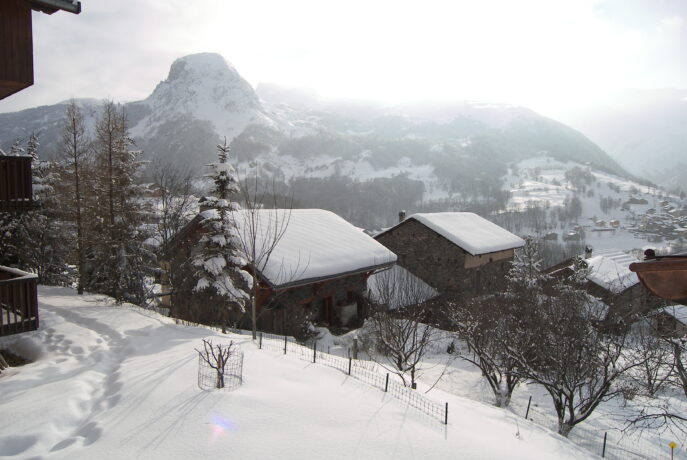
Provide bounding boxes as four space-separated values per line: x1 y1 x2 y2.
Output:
164 319 683 458
256 331 449 425
513 395 686 459
197 348 244 391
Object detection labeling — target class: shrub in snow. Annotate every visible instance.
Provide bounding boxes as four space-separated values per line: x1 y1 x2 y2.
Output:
196 339 243 390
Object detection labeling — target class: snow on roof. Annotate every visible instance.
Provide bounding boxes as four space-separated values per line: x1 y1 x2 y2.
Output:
233 209 397 288
655 304 687 325
386 212 525 255
367 265 439 309
585 250 640 294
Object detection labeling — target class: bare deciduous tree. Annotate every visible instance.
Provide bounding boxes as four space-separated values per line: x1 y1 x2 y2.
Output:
233 168 293 340
449 295 529 407
508 281 641 437
56 100 91 293
366 267 437 389
195 339 235 389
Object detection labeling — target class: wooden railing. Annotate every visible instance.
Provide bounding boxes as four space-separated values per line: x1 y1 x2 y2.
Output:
0 155 33 213
0 266 38 337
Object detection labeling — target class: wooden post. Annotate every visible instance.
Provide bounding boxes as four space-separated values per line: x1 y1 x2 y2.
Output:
601 432 607 458
313 341 317 363
525 395 532 419
348 357 352 375
444 402 448 425
259 332 262 349
384 373 389 392
284 335 287 354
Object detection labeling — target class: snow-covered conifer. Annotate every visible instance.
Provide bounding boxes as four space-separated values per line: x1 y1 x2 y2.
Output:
191 138 250 321
87 101 153 303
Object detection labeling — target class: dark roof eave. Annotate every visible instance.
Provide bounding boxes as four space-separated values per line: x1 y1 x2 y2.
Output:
31 0 81 15
266 260 396 291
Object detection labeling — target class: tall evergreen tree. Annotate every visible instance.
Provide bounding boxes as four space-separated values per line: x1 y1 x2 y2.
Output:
88 101 152 303
191 138 250 326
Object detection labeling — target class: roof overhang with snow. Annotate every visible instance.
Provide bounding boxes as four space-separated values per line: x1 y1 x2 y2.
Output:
585 250 640 294
30 0 81 15
378 212 524 256
182 209 398 290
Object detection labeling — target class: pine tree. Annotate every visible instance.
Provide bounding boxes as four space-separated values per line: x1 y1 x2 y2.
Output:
16 133 72 284
191 138 250 327
87 101 152 303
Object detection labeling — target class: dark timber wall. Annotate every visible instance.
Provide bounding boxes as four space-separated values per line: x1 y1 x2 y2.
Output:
0 0 33 99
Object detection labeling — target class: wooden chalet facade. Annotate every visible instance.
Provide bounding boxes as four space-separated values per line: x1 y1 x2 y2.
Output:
375 212 524 297
1 0 80 338
0 0 81 100
161 209 397 336
0 154 38 337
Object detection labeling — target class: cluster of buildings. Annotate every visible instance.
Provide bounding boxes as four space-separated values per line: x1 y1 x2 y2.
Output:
161 209 526 335
628 199 687 243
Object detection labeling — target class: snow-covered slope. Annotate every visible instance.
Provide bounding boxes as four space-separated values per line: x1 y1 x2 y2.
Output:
0 287 594 459
502 156 687 254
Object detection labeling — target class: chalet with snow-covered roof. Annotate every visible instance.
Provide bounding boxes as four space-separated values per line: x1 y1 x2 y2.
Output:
162 209 397 335
545 249 656 323
375 212 524 297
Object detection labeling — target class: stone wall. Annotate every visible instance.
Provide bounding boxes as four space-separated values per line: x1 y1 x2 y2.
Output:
376 219 512 296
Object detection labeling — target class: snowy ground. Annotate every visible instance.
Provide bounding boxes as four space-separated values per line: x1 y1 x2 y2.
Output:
0 287 595 459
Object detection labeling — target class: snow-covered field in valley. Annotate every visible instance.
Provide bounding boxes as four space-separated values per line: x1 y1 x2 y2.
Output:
0 287 596 459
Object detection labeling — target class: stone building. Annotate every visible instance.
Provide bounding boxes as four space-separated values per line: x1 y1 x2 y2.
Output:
375 212 524 297
162 209 397 335
545 249 658 325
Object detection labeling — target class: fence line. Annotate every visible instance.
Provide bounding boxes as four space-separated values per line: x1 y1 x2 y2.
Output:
257 332 448 425
512 396 685 460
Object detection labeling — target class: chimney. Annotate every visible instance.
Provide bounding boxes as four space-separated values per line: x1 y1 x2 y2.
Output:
584 245 593 259
398 210 406 223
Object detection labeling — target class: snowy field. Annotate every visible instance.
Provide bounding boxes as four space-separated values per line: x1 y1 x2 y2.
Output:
0 287 595 459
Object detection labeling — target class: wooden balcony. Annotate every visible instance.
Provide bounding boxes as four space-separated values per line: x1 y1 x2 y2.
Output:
0 155 33 213
0 266 38 337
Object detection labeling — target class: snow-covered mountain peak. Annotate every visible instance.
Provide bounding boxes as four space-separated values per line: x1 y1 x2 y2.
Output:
134 52 270 139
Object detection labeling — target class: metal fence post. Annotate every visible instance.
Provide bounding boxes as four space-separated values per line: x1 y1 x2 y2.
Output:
313 341 317 363
348 357 352 375
444 402 448 425
284 335 287 354
259 332 263 349
602 432 607 458
525 395 532 419
384 373 389 392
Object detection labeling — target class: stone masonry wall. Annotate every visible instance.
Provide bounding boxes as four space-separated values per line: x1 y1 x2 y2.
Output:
376 219 512 297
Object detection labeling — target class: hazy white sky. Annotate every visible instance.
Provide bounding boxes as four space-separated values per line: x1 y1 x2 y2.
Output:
1 0 685 118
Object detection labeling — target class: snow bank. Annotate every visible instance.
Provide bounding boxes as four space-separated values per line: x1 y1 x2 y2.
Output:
0 286 596 459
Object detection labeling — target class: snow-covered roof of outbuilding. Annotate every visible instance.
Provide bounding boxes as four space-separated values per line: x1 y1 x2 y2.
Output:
585 250 640 294
379 212 524 256
367 265 439 309
233 209 397 289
